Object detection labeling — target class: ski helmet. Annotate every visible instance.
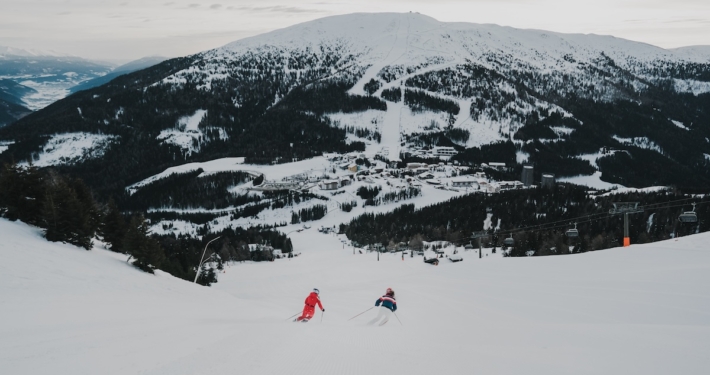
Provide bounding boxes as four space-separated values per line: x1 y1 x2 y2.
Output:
313 288 320 295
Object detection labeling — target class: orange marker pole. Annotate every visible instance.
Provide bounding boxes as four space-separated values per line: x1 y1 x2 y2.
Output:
623 212 630 247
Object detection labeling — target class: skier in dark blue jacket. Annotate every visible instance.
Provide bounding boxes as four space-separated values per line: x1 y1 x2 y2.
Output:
368 288 397 325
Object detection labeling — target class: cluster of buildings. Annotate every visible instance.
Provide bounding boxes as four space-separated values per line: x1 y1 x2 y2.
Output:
273 151 557 197
318 175 353 191
403 146 459 159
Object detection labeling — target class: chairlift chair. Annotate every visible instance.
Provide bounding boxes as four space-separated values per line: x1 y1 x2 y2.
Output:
503 235 514 246
679 203 698 223
565 223 579 238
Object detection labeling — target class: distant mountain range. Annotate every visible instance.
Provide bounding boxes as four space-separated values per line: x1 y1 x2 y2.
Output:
0 46 166 126
69 56 167 94
1 13 710 195
0 79 34 126
0 45 114 121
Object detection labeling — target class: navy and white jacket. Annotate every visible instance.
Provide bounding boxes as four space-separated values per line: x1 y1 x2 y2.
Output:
375 294 397 312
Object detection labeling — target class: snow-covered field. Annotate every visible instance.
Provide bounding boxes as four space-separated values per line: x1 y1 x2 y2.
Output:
0 140 12 154
559 171 623 190
2 217 710 374
157 109 228 156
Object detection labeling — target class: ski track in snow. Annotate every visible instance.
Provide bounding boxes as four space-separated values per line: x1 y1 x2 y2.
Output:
349 13 411 160
2 217 710 374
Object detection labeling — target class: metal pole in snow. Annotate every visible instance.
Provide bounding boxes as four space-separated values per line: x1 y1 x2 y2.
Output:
347 306 375 321
624 212 630 247
393 312 403 326
194 236 221 283
286 311 301 321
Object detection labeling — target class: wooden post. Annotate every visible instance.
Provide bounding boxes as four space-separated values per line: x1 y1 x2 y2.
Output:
479 237 482 259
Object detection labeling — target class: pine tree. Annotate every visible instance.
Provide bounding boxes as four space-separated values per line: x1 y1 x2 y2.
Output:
283 238 293 253
70 178 101 236
42 174 93 250
0 163 45 225
101 199 127 253
123 215 165 273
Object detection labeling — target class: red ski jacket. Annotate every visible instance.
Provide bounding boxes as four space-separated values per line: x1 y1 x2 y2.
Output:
304 292 323 310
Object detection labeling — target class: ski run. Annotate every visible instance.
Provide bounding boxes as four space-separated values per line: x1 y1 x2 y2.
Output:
2 217 710 374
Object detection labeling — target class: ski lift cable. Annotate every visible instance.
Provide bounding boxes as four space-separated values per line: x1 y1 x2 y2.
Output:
458 198 708 243
495 200 708 238
363 197 707 248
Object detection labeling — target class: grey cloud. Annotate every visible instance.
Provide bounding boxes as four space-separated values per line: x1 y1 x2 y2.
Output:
234 5 326 14
188 4 200 8
163 2 175 5
211 4 222 9
625 18 710 25
664 18 710 24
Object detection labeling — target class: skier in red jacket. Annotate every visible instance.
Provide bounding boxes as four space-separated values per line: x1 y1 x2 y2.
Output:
295 288 324 322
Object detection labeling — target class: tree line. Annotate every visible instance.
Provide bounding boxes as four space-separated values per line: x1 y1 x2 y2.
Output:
0 163 293 285
340 183 709 255
291 204 328 224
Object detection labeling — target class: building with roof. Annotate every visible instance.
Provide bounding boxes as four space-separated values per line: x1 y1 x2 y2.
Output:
541 174 555 188
433 146 457 157
450 177 478 188
319 179 339 190
522 165 534 187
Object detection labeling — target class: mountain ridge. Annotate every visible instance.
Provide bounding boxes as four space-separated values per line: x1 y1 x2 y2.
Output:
1 12 709 197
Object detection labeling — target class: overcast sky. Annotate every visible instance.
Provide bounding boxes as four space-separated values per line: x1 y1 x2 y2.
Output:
1 0 709 64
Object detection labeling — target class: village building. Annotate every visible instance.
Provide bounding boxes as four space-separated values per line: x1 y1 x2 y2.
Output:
450 177 478 188
432 146 458 157
319 179 340 190
339 176 352 187
407 162 427 170
488 162 506 170
498 181 525 191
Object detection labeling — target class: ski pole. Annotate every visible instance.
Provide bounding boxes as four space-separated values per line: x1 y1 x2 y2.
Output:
347 306 374 321
286 311 301 321
321 310 324 323
393 312 403 326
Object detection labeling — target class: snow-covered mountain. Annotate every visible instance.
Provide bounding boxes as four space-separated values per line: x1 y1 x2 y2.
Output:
1 13 710 194
203 12 710 143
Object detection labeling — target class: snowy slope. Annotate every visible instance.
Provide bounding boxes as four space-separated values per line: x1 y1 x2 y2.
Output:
219 13 709 68
2 217 710 374
0 219 268 374
21 132 118 167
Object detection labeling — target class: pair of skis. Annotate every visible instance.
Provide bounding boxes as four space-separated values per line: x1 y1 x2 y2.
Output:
348 306 402 325
288 311 324 323
286 308 402 325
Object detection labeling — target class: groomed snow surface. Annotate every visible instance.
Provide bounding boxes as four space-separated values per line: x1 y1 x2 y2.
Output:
2 218 710 374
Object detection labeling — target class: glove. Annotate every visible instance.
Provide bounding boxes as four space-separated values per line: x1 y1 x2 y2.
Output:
322 309 325 312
